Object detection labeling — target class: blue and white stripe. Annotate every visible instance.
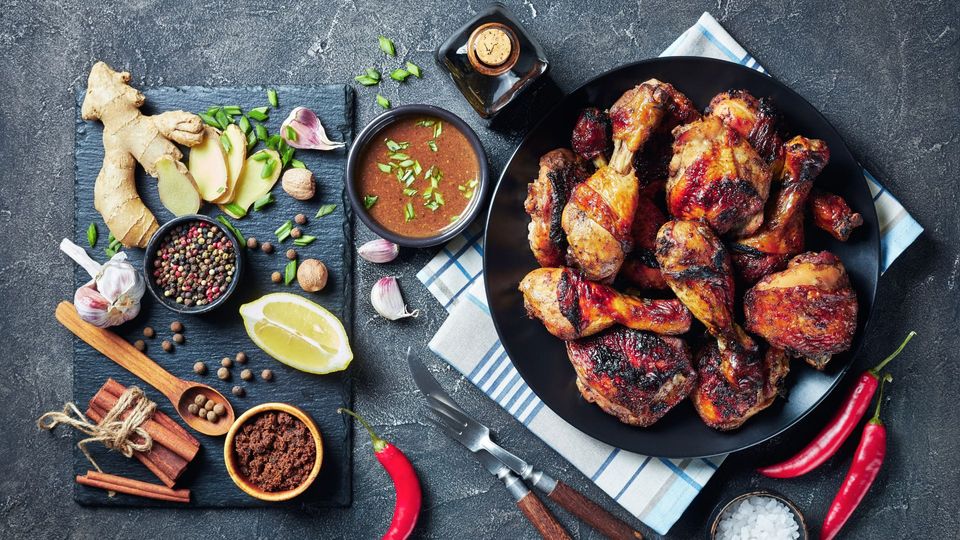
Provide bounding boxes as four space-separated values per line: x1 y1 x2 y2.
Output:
418 12 921 535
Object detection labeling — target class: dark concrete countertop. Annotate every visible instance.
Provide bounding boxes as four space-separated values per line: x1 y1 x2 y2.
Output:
2 1 958 538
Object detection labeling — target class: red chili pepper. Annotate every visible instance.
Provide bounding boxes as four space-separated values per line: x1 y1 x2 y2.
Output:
339 408 421 540
821 374 892 540
757 332 914 479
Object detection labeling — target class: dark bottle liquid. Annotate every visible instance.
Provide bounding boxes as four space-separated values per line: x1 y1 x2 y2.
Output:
435 2 549 119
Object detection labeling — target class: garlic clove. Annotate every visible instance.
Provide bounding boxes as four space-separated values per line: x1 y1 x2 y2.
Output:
370 276 418 320
95 252 145 306
281 107 346 150
74 282 122 328
358 238 400 264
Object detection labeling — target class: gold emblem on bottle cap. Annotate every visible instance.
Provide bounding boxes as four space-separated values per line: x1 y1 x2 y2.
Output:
467 23 520 76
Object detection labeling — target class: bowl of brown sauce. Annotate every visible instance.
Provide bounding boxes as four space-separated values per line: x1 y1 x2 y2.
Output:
346 105 489 247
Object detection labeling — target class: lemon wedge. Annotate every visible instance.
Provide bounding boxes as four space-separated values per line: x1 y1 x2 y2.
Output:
239 293 352 374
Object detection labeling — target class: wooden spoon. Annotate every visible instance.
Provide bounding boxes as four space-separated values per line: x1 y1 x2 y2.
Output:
55 301 235 436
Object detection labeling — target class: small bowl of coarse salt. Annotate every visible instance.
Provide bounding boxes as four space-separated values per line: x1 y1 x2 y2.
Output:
710 490 808 540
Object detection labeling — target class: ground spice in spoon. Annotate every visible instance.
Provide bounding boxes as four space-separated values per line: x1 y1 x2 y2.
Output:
232 411 316 492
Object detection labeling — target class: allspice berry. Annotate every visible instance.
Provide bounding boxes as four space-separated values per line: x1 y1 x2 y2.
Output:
232 385 245 397
217 367 230 380
193 406 205 417
193 361 207 375
187 403 199 415
213 403 226 415
194 394 207 406
294 213 308 225
271 271 282 283
261 242 274 254
297 259 328 292
241 369 253 381
286 248 298 260
221 357 233 368
261 369 274 381
161 340 174 353
170 321 184 333
134 339 146 352
290 227 303 240
204 400 215 411
142 326 155 338
206 410 218 422
246 237 259 249
172 333 185 344
235 352 248 364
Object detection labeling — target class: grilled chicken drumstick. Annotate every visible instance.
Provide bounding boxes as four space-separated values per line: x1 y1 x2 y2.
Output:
619 195 668 289
519 267 691 340
567 327 696 426
525 149 591 267
706 89 785 174
608 79 670 174
633 83 701 197
744 251 858 369
561 165 639 281
666 116 773 236
731 136 831 283
809 189 864 241
571 107 611 168
656 219 787 430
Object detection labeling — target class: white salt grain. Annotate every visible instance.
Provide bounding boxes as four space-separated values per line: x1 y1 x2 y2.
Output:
716 495 801 540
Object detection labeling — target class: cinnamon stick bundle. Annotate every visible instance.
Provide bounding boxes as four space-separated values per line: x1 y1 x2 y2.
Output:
84 378 199 487
77 471 190 503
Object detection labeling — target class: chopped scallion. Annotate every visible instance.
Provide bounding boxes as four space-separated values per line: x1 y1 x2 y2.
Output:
378 36 396 56
404 202 415 221
248 107 269 121
217 215 245 243
293 235 317 247
291 159 306 169
253 193 275 211
376 94 390 109
315 204 337 218
275 220 294 241
406 62 422 78
364 195 379 209
261 159 277 178
284 260 297 285
267 89 278 107
220 133 232 153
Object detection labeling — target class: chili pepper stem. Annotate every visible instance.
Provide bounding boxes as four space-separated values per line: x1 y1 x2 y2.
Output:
869 374 893 425
868 331 916 376
338 407 388 452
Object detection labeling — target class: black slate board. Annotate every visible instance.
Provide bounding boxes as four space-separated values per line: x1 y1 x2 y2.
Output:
72 85 354 507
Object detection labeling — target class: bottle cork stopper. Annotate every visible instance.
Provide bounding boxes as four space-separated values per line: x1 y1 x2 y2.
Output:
467 23 520 76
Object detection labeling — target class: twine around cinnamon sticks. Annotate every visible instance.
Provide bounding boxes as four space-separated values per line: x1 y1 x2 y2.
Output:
38 378 200 495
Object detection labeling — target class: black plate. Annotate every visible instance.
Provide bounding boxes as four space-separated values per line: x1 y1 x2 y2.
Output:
483 57 880 458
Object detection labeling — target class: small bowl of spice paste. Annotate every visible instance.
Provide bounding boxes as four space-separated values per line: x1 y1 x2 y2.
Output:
224 402 323 501
143 214 243 315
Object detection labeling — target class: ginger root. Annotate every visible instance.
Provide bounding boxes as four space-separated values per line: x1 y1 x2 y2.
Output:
81 61 204 247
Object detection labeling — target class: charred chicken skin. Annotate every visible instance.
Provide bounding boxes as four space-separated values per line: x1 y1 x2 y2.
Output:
666 116 773 236
525 149 591 267
706 89 785 173
561 165 639 281
731 136 831 283
571 107 611 167
608 79 670 174
633 83 701 197
519 267 692 340
809 189 864 241
619 195 668 289
744 251 858 369
692 343 789 430
567 327 696 426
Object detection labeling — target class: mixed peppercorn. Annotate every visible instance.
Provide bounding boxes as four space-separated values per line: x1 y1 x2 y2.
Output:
152 221 236 307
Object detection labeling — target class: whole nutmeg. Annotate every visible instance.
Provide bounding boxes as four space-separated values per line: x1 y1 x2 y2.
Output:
297 259 328 292
281 168 315 200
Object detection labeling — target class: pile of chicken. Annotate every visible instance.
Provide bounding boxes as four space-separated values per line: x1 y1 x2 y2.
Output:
521 81 863 430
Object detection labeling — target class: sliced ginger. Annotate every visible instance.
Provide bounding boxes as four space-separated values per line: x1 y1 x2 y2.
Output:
81 61 204 248
156 156 202 216
220 149 282 218
219 124 247 203
188 126 230 202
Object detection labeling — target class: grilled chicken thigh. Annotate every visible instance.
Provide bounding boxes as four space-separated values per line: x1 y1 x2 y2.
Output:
619 195 668 289
692 343 789 430
525 149 591 267
809 189 864 241
744 251 858 369
562 165 639 281
706 89 784 172
519 267 692 340
567 327 696 426
666 116 773 236
571 107 611 167
731 136 830 282
608 79 670 174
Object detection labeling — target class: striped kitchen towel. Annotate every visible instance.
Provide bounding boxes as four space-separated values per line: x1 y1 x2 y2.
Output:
417 12 922 536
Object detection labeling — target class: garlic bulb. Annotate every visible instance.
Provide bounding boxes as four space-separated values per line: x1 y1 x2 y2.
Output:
358 238 399 264
60 239 145 328
280 107 346 150
370 276 418 320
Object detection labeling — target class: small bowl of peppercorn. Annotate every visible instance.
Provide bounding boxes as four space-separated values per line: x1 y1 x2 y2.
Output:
143 214 244 315
224 402 324 501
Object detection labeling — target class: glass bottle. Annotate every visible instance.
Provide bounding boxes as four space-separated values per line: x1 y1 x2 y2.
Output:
435 2 549 119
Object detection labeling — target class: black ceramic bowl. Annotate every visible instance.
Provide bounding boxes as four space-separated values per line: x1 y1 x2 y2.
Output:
346 104 489 247
143 214 244 315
